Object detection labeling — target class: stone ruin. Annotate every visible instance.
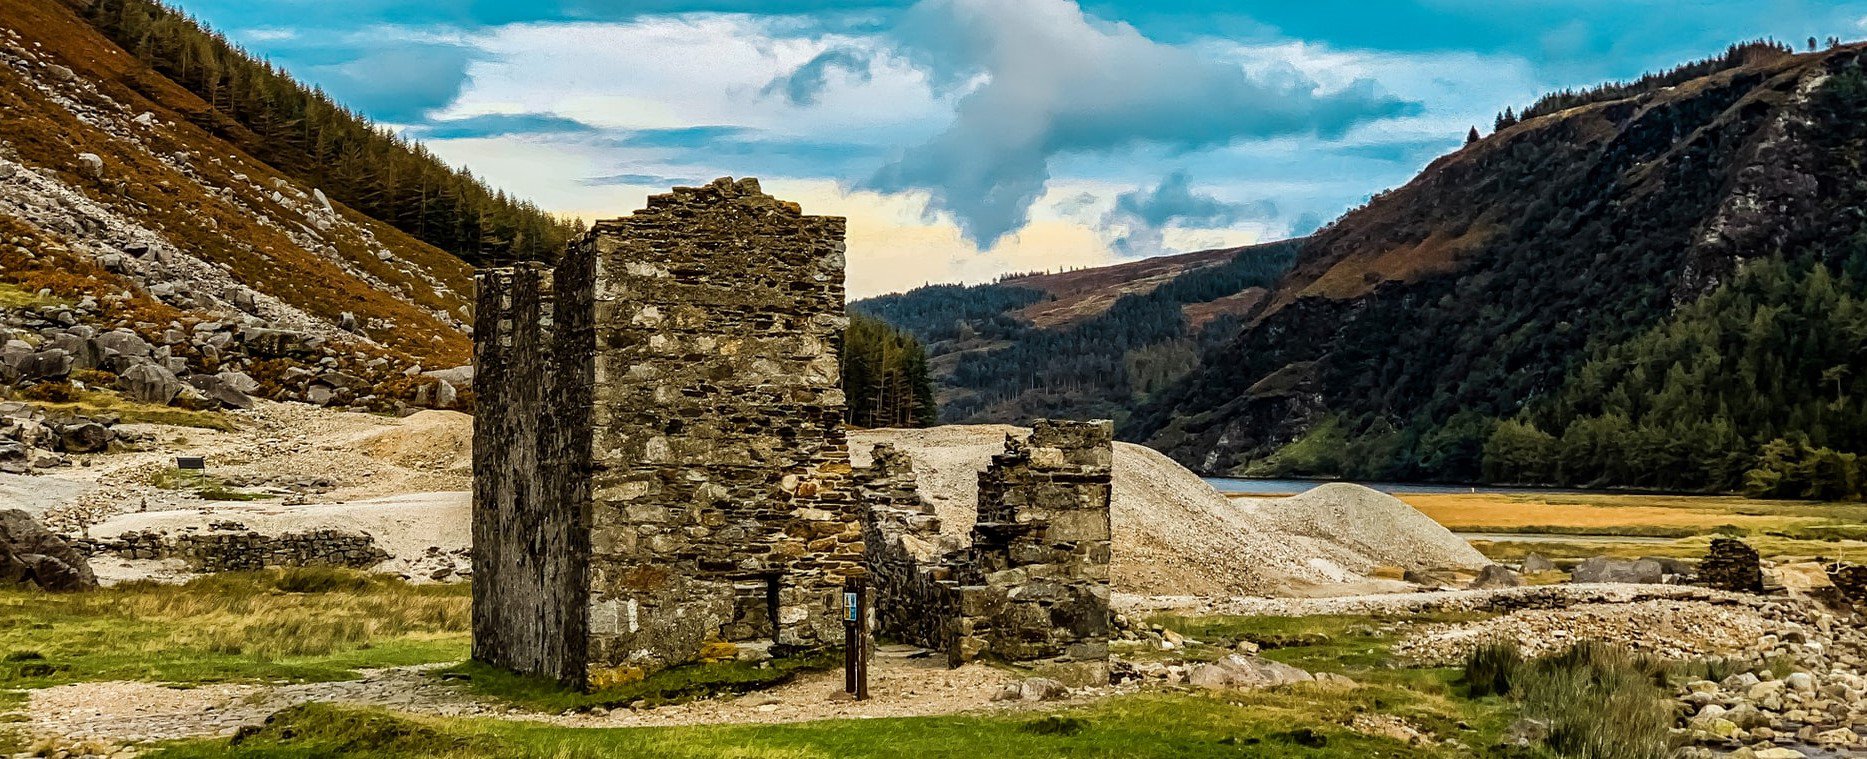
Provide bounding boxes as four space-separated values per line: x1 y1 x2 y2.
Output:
1699 538 1765 594
857 421 1114 686
471 177 1114 688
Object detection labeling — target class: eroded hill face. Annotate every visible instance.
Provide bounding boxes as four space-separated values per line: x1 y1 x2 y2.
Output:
1130 43 1867 479
0 0 474 413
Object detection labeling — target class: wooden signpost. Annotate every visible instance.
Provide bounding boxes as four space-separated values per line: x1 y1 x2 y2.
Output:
843 575 869 700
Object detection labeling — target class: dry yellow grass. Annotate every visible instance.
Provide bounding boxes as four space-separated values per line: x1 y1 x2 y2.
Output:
1398 493 1827 531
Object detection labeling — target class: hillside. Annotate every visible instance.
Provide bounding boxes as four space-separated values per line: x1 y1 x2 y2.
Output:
1128 41 1867 494
852 241 1298 425
0 0 494 415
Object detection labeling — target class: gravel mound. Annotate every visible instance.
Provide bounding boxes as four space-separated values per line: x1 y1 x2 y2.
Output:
852 427 1483 597
1237 482 1489 573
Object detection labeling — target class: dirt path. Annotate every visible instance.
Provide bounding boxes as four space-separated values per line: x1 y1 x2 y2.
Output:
20 647 1056 745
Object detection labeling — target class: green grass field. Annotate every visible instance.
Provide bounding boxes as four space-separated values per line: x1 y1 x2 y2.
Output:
0 569 469 688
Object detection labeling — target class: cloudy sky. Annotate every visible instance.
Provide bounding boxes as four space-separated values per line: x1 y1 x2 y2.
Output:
179 0 1867 297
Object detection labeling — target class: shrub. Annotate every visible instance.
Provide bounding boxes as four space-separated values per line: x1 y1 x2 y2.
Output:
1516 642 1675 759
1461 640 1523 698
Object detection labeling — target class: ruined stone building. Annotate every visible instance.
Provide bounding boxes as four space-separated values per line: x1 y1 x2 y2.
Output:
473 178 1110 688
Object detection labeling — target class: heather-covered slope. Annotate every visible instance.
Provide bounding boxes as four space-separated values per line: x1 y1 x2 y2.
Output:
1130 42 1867 491
0 0 486 412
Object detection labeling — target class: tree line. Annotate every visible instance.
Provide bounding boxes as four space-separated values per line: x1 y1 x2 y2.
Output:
841 314 937 429
77 0 583 266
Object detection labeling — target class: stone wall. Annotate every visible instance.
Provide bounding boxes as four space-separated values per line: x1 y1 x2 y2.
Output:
857 443 957 650
473 178 859 686
855 420 1114 687
471 263 588 684
79 527 388 571
1700 538 1765 594
1830 562 1867 608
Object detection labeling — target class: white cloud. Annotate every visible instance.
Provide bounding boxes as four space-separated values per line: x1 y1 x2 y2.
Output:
433 16 949 140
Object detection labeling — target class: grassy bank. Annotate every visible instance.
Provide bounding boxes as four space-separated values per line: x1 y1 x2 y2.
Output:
144 691 1475 759
0 569 468 688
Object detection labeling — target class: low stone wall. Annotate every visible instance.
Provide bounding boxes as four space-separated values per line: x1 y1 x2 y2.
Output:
77 527 389 571
1699 538 1764 593
855 420 1114 687
1830 562 1867 607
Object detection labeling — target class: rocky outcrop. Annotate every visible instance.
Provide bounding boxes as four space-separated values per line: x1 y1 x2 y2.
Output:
0 509 96 591
0 402 140 474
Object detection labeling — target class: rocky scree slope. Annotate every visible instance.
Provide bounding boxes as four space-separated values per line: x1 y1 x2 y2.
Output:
1128 42 1867 477
0 0 482 464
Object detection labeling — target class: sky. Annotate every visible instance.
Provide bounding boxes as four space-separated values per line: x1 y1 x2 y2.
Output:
175 0 1867 297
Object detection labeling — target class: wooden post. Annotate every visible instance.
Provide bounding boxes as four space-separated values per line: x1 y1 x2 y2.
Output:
843 575 868 700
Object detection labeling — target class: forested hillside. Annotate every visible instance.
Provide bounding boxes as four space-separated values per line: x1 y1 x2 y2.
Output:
853 242 1297 425
1130 41 1867 498
74 0 582 265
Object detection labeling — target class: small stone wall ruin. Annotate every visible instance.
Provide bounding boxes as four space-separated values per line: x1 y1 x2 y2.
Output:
855 420 1114 686
77 526 389 571
472 178 1112 689
1699 538 1765 594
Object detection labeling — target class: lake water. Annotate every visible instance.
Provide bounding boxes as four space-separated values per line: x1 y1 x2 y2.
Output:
1201 477 1594 497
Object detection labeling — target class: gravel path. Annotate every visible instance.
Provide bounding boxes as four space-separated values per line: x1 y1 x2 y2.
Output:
20 647 1047 746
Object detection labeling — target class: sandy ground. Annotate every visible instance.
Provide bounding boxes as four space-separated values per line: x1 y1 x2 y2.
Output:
4 403 471 520
25 646 1053 745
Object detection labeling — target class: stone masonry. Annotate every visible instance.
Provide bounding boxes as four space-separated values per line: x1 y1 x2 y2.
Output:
856 420 1115 687
473 178 860 687
1699 538 1765 594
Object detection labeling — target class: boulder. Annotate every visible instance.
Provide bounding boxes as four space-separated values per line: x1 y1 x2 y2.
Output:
423 365 474 386
1521 553 1555 573
55 422 110 453
75 152 103 178
1468 564 1523 589
1570 556 1665 585
14 349 72 380
432 378 458 408
1404 567 1456 588
1188 654 1314 691
216 370 259 394
117 362 182 405
0 509 96 591
94 329 153 359
186 374 253 410
240 327 321 357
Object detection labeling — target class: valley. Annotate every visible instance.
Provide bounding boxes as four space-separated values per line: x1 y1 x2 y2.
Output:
1 1 1866 758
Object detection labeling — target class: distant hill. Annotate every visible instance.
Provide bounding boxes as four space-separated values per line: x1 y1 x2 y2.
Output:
852 242 1298 425
1126 40 1867 497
